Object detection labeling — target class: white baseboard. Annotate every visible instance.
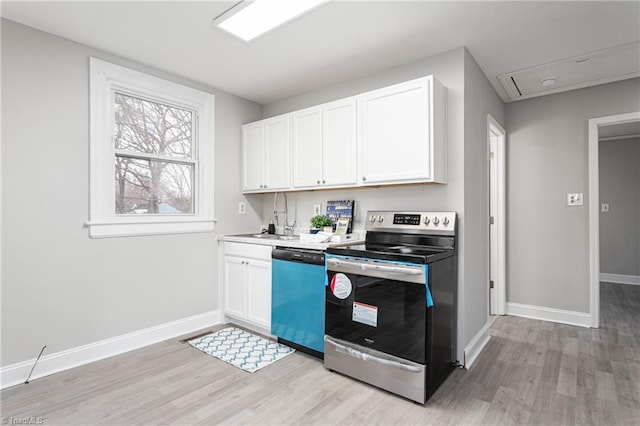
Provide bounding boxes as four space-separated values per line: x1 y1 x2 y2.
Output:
1 310 221 390
463 321 491 369
600 273 640 286
506 302 591 328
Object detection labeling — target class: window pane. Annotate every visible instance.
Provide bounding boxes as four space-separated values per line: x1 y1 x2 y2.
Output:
114 92 193 159
115 157 194 215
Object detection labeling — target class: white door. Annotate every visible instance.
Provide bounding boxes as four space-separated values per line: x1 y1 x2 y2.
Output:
323 97 358 186
242 122 265 191
359 78 430 184
264 115 291 190
488 115 506 316
292 106 323 188
224 256 247 319
246 259 272 329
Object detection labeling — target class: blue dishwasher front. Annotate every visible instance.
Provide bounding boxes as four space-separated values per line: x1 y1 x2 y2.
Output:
271 247 325 356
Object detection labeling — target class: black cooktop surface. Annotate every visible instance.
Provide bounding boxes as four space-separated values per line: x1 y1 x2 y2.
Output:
326 243 454 264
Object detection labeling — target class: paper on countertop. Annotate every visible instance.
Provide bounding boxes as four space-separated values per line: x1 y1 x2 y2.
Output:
299 231 334 243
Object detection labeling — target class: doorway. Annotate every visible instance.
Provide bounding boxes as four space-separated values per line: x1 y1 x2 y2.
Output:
588 111 640 327
488 114 506 316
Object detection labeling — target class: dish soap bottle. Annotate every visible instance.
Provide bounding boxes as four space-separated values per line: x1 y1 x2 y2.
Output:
267 219 275 234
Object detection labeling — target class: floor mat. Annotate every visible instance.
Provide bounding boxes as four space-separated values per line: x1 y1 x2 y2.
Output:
188 327 295 373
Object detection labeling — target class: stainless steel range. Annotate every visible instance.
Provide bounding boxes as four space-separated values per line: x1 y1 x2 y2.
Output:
324 210 458 404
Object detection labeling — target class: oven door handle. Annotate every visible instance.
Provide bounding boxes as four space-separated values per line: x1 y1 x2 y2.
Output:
324 337 422 373
326 258 423 275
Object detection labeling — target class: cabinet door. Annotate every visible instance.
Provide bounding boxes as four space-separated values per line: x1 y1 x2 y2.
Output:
242 122 265 191
359 78 431 184
223 256 247 319
264 115 291 190
323 97 357 186
292 106 323 188
246 259 272 329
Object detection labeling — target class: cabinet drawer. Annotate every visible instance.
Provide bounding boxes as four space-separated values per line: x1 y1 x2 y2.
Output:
224 242 272 260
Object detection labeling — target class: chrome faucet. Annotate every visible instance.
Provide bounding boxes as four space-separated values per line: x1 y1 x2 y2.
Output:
273 192 296 235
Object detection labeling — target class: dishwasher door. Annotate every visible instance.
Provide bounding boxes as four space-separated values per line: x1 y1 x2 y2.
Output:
271 248 325 355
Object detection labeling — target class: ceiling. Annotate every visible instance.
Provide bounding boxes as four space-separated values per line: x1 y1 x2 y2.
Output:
2 1 639 105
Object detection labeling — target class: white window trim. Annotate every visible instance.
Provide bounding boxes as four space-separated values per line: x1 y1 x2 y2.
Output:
88 58 215 238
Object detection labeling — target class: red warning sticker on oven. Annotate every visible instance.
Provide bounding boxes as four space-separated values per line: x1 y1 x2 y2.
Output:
330 273 352 299
352 301 378 327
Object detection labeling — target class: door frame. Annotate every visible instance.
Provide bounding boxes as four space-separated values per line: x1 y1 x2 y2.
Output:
488 114 506 316
588 111 640 328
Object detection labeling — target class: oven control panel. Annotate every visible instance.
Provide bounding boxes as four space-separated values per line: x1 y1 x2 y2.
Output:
366 211 456 233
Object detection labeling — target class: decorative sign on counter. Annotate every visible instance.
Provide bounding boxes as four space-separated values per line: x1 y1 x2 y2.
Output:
327 200 355 233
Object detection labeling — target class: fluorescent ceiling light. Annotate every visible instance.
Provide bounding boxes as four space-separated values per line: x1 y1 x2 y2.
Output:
215 0 329 42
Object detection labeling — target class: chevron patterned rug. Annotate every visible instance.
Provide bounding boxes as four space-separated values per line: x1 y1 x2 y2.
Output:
188 327 295 373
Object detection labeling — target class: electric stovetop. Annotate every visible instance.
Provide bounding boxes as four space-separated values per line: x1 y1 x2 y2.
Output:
325 243 454 264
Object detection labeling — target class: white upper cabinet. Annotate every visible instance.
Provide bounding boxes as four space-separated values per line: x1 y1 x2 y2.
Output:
242 115 291 192
242 122 265 191
291 97 357 189
242 75 446 193
359 76 446 185
322 97 358 187
264 116 291 190
292 106 323 187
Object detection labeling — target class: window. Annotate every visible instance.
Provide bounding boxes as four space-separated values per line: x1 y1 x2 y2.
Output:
89 58 215 237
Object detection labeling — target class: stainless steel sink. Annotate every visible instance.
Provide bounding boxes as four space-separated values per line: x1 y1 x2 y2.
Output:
275 235 300 241
240 233 300 241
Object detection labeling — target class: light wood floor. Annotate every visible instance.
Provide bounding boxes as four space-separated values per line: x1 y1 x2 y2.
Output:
2 282 639 425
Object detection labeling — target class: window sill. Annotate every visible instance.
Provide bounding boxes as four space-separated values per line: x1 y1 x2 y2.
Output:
86 218 217 238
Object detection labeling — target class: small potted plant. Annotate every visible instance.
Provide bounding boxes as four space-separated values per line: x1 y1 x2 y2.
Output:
310 215 333 233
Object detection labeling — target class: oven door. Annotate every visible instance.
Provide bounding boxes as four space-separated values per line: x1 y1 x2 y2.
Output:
325 255 428 364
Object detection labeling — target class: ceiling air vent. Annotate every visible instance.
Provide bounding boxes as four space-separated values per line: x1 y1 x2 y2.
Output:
497 41 640 102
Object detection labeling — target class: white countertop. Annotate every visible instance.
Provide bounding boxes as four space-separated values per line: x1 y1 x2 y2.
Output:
220 233 364 250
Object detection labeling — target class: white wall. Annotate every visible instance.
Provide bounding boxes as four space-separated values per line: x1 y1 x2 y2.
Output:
505 78 640 313
599 137 640 276
262 47 505 362
1 20 263 366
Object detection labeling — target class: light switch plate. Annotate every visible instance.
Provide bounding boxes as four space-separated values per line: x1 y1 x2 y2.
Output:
567 193 584 206
314 204 322 216
601 203 610 212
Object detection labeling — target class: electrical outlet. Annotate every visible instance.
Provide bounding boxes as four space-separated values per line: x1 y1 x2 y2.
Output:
567 193 583 206
238 201 246 215
314 204 322 216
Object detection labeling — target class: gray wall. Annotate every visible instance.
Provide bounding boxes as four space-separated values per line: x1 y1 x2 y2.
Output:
462 49 505 341
505 78 640 313
262 47 505 360
599 137 640 276
1 20 263 366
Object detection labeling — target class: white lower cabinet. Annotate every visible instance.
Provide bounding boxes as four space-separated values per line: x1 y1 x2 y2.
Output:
222 242 272 330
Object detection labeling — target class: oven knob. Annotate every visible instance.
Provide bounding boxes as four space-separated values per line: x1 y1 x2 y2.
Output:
443 217 450 226
433 217 440 225
369 215 376 223
377 215 384 223
423 216 430 225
